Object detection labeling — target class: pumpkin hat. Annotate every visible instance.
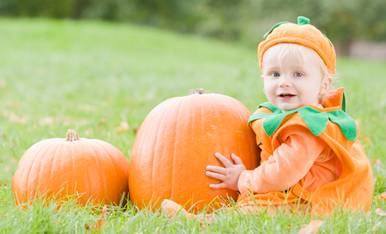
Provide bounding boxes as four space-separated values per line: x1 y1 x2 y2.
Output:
258 16 336 74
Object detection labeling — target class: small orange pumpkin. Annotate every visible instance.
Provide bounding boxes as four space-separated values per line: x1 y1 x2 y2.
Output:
129 90 260 212
12 129 129 206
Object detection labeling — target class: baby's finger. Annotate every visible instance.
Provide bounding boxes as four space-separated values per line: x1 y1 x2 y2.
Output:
214 152 232 167
206 165 226 174
206 171 226 181
209 183 226 189
231 153 243 165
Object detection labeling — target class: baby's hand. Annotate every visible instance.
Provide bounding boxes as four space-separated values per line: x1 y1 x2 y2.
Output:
206 152 246 191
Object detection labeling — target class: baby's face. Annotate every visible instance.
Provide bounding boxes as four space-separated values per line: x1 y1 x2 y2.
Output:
262 44 325 111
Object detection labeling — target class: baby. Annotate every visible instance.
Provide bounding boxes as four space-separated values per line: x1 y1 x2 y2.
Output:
163 16 373 218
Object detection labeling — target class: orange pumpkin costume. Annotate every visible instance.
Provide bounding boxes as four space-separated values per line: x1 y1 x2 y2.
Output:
237 88 373 214
236 16 373 214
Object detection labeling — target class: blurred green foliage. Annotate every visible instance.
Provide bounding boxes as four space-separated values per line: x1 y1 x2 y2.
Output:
1 0 385 49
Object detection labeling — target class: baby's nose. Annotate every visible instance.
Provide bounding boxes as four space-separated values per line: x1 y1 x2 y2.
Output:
278 79 291 88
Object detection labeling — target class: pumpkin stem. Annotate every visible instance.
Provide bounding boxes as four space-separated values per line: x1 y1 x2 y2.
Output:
190 88 206 95
66 129 80 141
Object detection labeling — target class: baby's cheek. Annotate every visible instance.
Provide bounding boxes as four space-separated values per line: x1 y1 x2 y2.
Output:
300 92 320 106
263 84 274 99
265 92 276 104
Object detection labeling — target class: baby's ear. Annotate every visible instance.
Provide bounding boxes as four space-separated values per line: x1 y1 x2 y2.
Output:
320 75 332 95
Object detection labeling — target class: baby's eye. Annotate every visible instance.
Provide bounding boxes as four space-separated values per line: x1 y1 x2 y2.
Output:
272 72 280 78
293 71 304 78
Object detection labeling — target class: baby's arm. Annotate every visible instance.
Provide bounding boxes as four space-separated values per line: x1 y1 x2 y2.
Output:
238 126 326 194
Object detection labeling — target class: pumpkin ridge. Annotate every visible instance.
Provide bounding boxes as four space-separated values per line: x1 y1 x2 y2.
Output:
197 97 207 205
194 96 205 207
78 141 92 202
98 142 113 202
170 98 184 201
63 141 76 199
208 97 221 184
227 98 245 161
46 140 64 199
203 97 211 198
151 99 175 203
68 138 78 201
19 140 47 200
25 140 57 201
96 140 126 202
88 140 107 203
130 106 151 205
37 140 63 200
98 140 124 181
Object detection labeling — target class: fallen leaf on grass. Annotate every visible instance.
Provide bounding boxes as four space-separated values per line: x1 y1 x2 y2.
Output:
381 192 386 201
361 136 373 147
84 223 92 230
1 111 27 124
60 117 70 126
98 117 107 126
375 208 386 216
298 220 323 234
116 121 130 134
0 79 6 88
39 117 55 126
161 199 187 218
85 205 108 231
78 104 96 113
0 180 8 187
84 129 94 136
95 205 108 229
373 159 381 166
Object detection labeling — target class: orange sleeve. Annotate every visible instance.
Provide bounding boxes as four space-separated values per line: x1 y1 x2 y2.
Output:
238 126 326 194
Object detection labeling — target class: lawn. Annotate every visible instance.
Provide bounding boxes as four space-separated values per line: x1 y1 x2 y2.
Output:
0 18 385 233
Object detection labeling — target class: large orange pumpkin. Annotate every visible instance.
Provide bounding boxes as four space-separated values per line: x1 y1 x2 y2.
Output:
129 90 260 212
12 130 129 206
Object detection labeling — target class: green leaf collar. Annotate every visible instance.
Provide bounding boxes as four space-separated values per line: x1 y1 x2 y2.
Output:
248 102 357 141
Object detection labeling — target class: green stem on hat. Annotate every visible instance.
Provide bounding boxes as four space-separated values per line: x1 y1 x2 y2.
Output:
263 16 311 39
297 16 310 25
263 21 289 39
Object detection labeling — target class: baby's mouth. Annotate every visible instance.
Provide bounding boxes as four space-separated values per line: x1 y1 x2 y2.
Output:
277 93 296 98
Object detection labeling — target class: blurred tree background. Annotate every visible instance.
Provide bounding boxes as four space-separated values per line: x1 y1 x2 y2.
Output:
1 0 385 55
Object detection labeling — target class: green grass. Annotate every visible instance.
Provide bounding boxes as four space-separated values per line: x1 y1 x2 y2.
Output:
0 18 385 233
